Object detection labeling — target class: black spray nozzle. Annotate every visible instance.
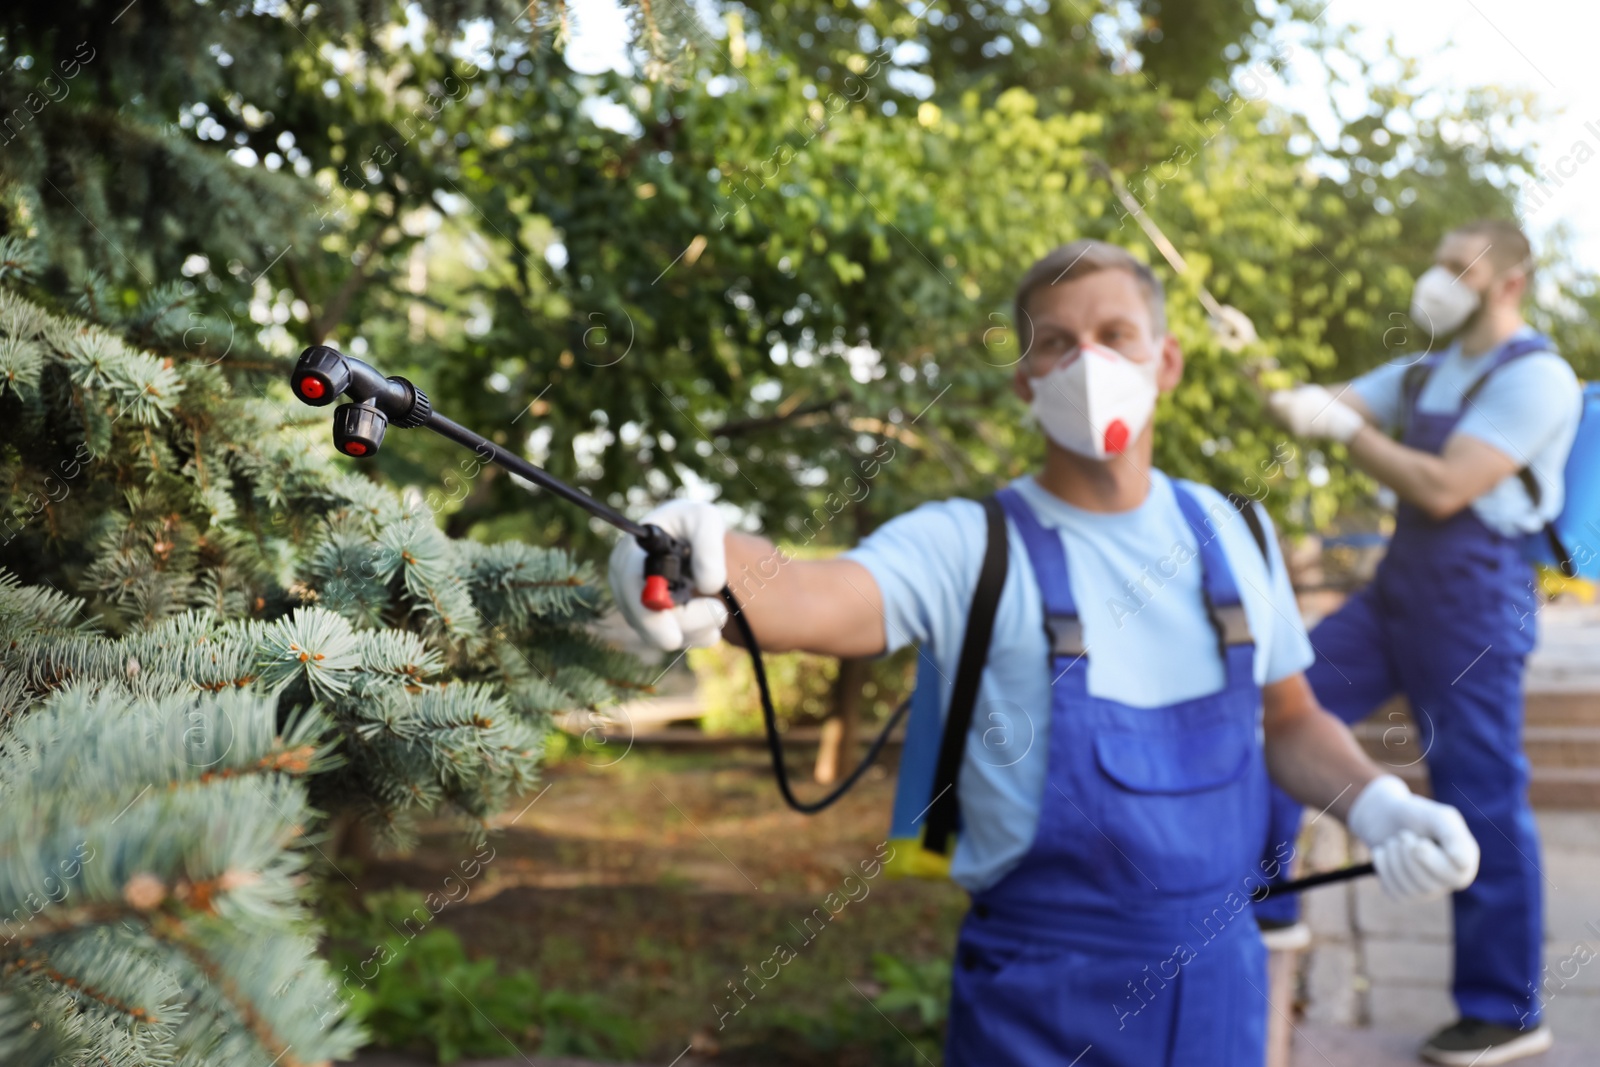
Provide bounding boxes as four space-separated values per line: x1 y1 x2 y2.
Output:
635 524 694 611
291 345 350 405
332 400 387 458
292 347 430 441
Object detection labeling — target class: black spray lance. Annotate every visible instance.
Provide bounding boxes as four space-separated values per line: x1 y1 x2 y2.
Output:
289 345 1372 896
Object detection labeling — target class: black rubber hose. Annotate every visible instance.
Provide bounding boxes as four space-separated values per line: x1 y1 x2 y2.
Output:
721 586 912 814
294 348 920 815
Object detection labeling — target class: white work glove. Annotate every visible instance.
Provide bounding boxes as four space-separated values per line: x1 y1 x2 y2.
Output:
1210 304 1259 353
1346 775 1480 901
607 499 730 651
1266 384 1365 443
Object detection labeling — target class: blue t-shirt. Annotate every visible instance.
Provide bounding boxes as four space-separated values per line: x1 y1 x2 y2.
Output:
1349 326 1582 536
845 470 1314 892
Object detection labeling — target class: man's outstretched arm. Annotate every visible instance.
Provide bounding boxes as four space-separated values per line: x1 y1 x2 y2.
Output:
719 531 887 657
607 499 888 657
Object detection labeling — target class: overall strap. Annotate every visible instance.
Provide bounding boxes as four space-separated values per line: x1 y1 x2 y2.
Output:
1459 333 1556 408
1172 483 1256 664
1402 332 1555 428
1401 351 1447 414
1407 334 1559 537
1225 491 1272 574
921 494 1009 856
996 485 1085 660
1463 334 1556 511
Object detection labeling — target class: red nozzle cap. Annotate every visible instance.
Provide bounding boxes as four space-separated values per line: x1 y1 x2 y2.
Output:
640 574 674 612
343 441 368 456
298 375 326 399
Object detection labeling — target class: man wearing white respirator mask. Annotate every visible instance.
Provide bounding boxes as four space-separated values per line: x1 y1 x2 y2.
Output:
610 239 1480 1067
1024 326 1160 460
1262 220 1581 1065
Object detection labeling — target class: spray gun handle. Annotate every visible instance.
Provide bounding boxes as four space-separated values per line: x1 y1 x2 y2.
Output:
636 524 694 612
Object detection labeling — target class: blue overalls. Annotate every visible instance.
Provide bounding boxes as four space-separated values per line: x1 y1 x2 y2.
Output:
1255 338 1547 1028
947 483 1271 1067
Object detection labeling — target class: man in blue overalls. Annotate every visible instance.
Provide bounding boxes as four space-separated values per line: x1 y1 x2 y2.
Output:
1264 219 1584 1065
609 238 1483 1065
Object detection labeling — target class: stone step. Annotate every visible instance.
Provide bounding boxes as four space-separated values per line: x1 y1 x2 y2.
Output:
1521 724 1600 766
1526 690 1600 727
1525 766 1600 809
1353 721 1600 768
1362 692 1600 732
1376 759 1600 808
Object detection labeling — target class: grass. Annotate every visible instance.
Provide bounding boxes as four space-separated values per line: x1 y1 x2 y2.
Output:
347 742 968 1064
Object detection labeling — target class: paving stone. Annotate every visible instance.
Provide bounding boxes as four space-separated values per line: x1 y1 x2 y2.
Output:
1291 1023 1423 1067
1544 991 1600 1046
1537 810 1600 851
1352 877 1451 940
1303 881 1352 941
1536 938 1600 996
1291 1020 1593 1067
1364 982 1455 1031
1304 813 1354 871
1363 937 1452 985
1542 846 1600 945
1301 943 1360 1027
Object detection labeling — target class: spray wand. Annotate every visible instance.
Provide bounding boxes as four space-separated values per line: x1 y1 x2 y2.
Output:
289 345 907 814
1089 159 1275 380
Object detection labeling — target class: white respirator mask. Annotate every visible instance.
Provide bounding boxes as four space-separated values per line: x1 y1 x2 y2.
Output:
1409 266 1480 337
1027 342 1160 460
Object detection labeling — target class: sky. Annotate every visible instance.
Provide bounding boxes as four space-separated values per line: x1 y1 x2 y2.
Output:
561 0 1600 272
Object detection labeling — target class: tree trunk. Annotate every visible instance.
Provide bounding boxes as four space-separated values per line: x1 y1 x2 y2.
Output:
814 655 867 784
326 809 381 867
813 498 877 785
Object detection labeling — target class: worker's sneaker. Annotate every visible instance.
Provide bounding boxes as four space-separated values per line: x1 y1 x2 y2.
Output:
1255 917 1311 952
1420 1018 1552 1065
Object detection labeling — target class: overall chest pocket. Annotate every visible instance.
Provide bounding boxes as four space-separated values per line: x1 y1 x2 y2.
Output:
1091 720 1266 898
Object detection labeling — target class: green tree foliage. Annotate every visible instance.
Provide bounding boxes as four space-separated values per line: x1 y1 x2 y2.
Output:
0 241 645 1060
725 0 1264 112
287 1 1590 547
0 0 693 291
6 0 1587 548
0 676 363 1067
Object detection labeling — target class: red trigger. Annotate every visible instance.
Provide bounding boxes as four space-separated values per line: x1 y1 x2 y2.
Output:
641 575 674 612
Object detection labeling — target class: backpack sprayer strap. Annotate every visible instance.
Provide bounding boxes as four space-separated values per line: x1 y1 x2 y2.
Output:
921 494 1010 856
1227 491 1271 566
1401 335 1576 576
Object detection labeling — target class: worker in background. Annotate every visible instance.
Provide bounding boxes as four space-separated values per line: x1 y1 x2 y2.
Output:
610 239 1481 1066
1263 219 1582 1065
